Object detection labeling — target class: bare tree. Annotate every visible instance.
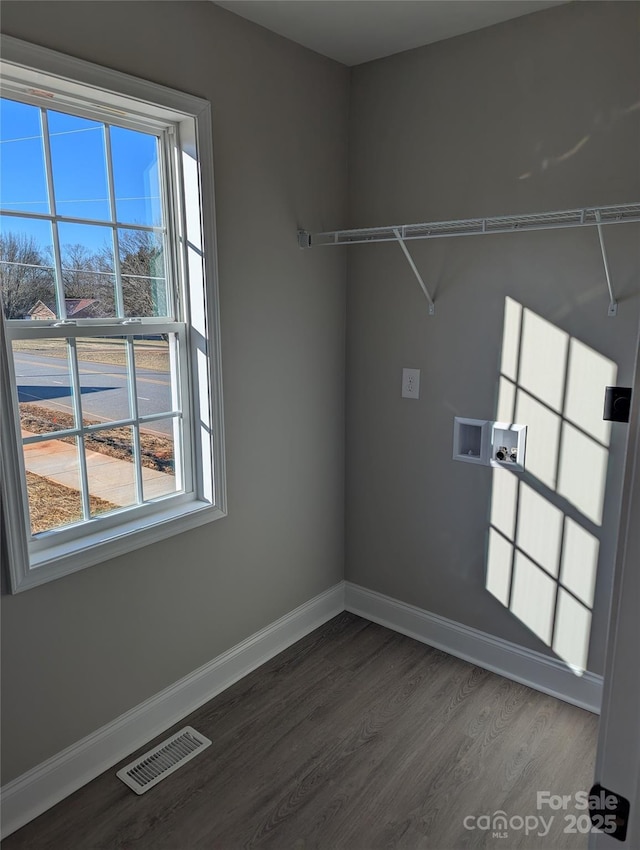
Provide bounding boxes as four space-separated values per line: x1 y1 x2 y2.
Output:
1 229 166 320
0 233 55 319
118 230 166 317
60 243 115 316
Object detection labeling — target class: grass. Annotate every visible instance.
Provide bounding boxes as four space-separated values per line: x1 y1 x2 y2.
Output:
12 337 169 371
21 404 175 474
26 471 117 535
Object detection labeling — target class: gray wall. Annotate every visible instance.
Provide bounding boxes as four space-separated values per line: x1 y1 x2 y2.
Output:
0 1 348 784
2 0 638 789
346 2 640 674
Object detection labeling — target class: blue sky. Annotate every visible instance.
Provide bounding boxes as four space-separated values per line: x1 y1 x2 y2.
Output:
0 97 162 258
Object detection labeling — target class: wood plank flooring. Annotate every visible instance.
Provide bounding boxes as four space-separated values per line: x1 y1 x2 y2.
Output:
2 613 599 849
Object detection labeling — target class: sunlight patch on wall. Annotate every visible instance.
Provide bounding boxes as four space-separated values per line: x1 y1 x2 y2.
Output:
500 297 522 381
553 589 592 673
486 528 513 607
489 465 518 538
496 376 516 422
560 518 598 608
558 423 609 525
511 551 556 645
565 338 615 446
519 309 568 412
516 483 563 578
486 297 616 675
514 390 561 490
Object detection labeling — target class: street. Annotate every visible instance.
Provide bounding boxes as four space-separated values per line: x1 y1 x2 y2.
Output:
13 352 173 435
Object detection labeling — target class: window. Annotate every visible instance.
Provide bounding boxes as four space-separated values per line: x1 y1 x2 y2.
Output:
0 37 226 592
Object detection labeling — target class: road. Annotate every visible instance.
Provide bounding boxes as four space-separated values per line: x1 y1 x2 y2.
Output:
13 352 173 435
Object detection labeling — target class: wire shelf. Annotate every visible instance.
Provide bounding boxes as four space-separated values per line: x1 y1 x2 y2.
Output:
307 203 640 247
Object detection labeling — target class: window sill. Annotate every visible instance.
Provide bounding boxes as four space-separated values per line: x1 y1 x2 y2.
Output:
11 499 227 593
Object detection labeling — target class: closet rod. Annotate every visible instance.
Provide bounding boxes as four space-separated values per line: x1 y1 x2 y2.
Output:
298 202 640 248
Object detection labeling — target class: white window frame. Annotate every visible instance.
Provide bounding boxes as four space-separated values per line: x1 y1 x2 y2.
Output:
0 36 227 593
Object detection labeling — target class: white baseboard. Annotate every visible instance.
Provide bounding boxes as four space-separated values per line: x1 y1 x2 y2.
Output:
2 579 603 839
345 582 603 714
0 581 345 840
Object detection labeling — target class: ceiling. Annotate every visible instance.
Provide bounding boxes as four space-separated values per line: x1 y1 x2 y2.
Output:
214 0 569 67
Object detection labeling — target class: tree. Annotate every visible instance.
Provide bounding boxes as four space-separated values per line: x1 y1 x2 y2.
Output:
1 229 166 320
0 232 55 319
60 243 115 317
100 229 166 317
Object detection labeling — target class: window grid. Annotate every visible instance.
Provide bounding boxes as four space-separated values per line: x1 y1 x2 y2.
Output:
103 121 126 318
11 329 187 536
3 95 187 537
126 336 144 505
1 102 169 323
39 107 67 319
67 335 92 520
0 260 166 284
2 206 164 233
160 127 182 324
1 36 227 592
21 408 184 445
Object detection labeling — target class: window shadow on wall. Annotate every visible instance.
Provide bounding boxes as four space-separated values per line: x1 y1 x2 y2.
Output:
486 297 616 674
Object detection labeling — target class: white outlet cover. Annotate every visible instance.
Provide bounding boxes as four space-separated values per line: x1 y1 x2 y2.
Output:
402 368 420 399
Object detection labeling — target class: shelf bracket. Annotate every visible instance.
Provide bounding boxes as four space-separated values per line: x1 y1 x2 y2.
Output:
393 228 435 315
595 211 618 317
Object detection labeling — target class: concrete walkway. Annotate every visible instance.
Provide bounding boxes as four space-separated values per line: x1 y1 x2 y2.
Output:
22 430 176 505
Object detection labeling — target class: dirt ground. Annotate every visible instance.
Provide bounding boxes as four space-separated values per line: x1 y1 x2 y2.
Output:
21 404 176 474
26 471 116 534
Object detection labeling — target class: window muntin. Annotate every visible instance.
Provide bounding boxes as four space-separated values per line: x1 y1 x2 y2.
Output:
0 95 171 322
0 37 226 593
1 36 226 593
0 88 189 545
47 109 111 222
9 322 189 539
110 124 162 227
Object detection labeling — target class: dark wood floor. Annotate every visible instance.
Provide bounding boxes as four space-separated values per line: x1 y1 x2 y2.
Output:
3 613 598 849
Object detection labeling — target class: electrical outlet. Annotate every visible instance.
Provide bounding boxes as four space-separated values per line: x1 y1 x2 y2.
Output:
402 368 420 399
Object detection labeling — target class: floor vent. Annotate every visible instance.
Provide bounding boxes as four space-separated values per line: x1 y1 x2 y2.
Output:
116 726 211 795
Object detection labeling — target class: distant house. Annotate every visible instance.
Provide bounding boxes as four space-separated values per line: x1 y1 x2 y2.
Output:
27 299 98 320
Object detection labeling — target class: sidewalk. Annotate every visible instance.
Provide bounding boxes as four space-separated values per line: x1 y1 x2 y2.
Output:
22 430 176 505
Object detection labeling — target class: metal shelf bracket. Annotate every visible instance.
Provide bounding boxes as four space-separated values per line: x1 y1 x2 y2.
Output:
595 211 618 317
298 202 640 318
393 228 435 315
